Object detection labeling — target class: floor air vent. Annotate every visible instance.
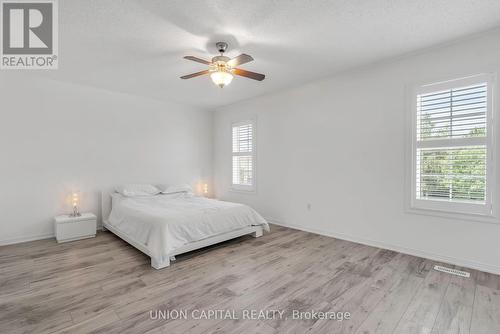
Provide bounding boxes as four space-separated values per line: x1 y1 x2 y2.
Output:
433 265 470 278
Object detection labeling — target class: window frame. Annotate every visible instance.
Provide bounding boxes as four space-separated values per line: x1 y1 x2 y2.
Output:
409 74 496 217
230 119 256 192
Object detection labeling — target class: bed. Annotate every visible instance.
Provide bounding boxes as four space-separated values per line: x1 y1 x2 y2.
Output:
101 189 269 269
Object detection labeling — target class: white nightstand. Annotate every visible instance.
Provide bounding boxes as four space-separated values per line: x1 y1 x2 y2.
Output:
54 213 97 243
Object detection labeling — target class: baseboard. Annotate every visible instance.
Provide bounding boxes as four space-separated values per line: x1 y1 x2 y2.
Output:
0 226 105 247
267 218 500 276
0 232 55 246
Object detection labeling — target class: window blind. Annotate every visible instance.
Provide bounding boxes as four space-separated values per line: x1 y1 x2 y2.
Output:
417 84 487 140
232 122 254 188
416 83 488 203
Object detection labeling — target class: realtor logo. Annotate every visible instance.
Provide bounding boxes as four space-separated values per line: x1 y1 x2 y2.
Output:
1 0 58 69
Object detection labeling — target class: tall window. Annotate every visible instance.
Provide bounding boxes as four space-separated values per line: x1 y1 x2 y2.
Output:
411 75 494 216
232 120 255 191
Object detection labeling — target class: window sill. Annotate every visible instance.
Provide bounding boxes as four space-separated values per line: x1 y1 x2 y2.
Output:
406 205 498 224
229 186 256 194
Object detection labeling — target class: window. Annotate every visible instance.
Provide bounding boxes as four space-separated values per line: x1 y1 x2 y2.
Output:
410 74 494 216
232 120 255 191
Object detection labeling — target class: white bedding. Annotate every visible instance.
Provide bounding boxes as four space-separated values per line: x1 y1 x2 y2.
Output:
107 193 269 263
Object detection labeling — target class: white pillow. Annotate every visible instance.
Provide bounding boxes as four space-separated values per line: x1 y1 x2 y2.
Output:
115 184 160 197
161 192 194 199
161 184 193 194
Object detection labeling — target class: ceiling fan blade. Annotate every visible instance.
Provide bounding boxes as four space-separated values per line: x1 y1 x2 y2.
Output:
180 70 209 79
183 56 211 65
227 54 254 67
233 68 265 81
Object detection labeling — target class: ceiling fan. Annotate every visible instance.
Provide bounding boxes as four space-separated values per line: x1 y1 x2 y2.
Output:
181 42 265 88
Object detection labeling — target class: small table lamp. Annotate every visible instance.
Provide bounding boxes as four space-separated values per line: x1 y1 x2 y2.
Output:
70 192 81 217
203 183 209 197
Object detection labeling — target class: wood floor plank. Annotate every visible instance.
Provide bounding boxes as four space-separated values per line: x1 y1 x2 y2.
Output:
209 320 276 334
393 265 452 333
354 272 423 333
309 266 403 333
52 310 120 334
430 268 475 334
470 285 500 334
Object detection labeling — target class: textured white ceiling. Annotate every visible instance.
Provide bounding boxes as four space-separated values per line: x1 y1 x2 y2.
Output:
31 0 500 108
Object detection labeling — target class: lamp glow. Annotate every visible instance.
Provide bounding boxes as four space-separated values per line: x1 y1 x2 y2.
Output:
210 70 233 88
203 183 209 196
70 192 81 217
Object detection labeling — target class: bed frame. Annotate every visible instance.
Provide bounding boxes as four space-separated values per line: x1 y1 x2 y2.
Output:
100 190 263 269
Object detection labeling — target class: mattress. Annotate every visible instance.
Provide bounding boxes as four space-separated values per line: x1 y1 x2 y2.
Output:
107 193 269 262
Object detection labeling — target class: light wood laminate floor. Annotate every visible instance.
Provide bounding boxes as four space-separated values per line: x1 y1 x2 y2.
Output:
1 224 500 334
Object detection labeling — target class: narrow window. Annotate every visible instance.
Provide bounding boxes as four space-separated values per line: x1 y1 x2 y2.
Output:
232 121 255 191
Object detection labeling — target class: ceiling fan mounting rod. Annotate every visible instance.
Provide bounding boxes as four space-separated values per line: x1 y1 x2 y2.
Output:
216 42 228 54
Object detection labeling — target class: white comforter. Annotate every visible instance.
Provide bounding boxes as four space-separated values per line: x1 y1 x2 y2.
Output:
108 193 269 262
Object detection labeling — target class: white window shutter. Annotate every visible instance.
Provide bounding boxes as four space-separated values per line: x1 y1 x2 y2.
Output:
232 121 255 190
411 75 494 216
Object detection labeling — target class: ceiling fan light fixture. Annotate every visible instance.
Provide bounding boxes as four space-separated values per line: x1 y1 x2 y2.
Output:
181 42 265 86
210 69 233 88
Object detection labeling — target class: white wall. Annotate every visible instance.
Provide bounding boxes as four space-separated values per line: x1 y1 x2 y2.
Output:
214 30 500 274
0 74 212 244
